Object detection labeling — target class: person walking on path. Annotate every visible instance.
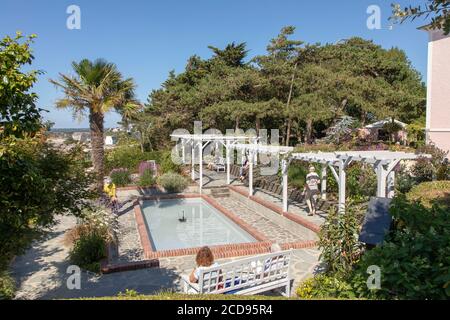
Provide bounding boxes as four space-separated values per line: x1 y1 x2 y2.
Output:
303 166 321 216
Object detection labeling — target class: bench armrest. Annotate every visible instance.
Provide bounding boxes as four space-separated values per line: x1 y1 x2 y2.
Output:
180 274 200 294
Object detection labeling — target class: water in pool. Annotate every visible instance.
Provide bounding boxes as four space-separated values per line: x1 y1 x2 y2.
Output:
141 198 256 251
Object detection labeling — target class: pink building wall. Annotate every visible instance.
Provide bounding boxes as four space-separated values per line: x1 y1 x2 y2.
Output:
425 29 450 157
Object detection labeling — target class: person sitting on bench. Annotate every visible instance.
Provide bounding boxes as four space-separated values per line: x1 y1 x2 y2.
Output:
189 246 218 284
239 157 250 182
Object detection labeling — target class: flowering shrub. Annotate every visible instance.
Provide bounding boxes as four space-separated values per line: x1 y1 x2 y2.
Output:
110 168 131 187
138 161 157 177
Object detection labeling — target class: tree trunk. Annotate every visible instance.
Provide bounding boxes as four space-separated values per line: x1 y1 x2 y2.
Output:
235 117 240 131
285 62 298 146
90 110 105 193
286 119 292 146
255 118 261 136
306 119 313 144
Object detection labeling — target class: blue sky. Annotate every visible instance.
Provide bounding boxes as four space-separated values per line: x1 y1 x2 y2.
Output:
0 0 430 128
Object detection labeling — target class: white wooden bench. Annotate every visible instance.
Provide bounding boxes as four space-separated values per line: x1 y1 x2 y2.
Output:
180 250 293 296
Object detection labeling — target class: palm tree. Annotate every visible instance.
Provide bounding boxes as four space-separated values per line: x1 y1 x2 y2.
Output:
50 59 139 192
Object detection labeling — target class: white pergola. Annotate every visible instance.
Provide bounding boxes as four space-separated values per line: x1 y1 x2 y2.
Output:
171 134 256 193
230 143 294 197
172 132 430 214
286 151 431 213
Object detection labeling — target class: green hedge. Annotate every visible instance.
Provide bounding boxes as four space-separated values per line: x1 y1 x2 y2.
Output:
105 146 181 174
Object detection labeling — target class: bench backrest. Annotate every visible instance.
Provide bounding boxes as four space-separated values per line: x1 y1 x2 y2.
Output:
197 250 292 294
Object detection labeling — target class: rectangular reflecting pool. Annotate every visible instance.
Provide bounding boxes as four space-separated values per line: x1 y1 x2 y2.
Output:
141 198 256 251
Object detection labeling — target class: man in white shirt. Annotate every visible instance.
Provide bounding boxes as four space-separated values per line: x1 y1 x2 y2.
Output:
303 166 321 216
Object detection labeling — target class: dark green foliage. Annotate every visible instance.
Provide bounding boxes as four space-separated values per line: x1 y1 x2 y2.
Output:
143 27 425 149
351 195 450 299
139 169 156 187
0 138 95 270
69 231 107 273
318 204 365 277
105 145 161 173
159 150 182 174
0 33 94 274
0 270 15 300
109 168 131 187
0 33 42 138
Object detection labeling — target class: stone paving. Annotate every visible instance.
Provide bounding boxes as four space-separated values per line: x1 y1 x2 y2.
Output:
10 212 320 299
10 168 325 299
213 196 318 243
11 205 321 299
195 168 328 226
114 202 145 263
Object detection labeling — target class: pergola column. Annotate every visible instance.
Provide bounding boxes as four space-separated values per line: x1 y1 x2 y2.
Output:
338 161 346 213
387 171 395 198
376 163 387 198
199 141 203 194
321 166 327 200
282 158 289 213
248 151 254 196
226 140 231 185
191 141 195 181
181 140 186 164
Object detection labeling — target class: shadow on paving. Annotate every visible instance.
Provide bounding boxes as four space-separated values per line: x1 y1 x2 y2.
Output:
10 215 183 300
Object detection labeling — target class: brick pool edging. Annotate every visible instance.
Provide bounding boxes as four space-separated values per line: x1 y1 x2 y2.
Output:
102 192 317 272
133 193 279 259
229 185 321 234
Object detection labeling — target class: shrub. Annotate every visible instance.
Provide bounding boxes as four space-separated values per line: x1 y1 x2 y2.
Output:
0 270 15 300
67 208 118 273
297 275 355 300
412 144 448 182
159 150 182 174
395 164 418 194
0 138 94 270
158 173 188 193
350 195 450 299
69 231 107 273
346 163 377 200
138 161 157 177
110 168 131 187
318 204 365 277
105 145 161 173
139 169 156 187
